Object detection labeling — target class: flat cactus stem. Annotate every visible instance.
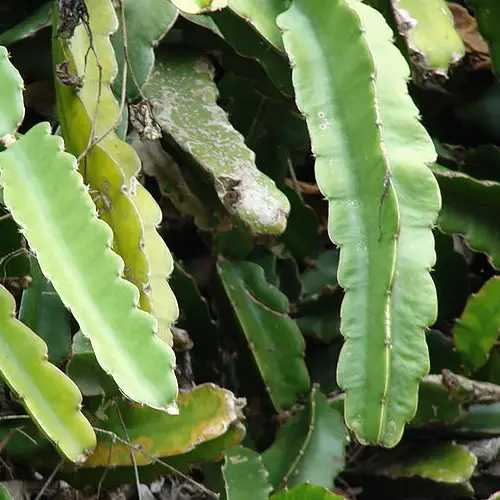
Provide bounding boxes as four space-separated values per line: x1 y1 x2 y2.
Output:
53 0 179 346
392 0 465 76
222 446 272 499
133 183 178 345
0 45 24 139
0 42 96 463
81 383 241 467
0 123 178 411
278 0 440 446
217 258 309 410
0 284 96 463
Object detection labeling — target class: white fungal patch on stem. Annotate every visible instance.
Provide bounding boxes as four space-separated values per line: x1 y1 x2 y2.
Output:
144 53 290 235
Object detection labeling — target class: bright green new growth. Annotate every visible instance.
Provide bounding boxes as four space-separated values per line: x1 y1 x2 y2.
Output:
392 0 465 75
0 284 96 463
144 51 291 235
278 0 440 447
0 46 23 139
169 0 227 14
0 123 177 411
0 43 95 463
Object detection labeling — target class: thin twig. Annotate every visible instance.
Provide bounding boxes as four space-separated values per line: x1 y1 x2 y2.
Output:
77 12 104 170
117 0 162 138
114 402 142 500
0 425 38 480
96 433 114 499
0 454 13 480
0 248 31 283
335 475 360 500
93 427 219 499
77 0 129 166
0 423 42 447
281 387 317 487
0 415 30 421
34 458 63 500
0 429 16 480
245 96 265 149
12 427 39 446
118 0 144 100
287 156 304 203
